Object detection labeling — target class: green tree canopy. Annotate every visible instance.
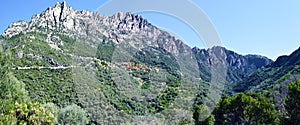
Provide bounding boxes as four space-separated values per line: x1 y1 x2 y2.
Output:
193 104 215 125
285 79 300 124
213 93 278 125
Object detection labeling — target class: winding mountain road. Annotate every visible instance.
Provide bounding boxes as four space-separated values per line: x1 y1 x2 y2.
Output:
13 66 76 70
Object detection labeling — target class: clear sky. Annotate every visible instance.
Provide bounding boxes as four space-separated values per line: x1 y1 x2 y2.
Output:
1 0 300 60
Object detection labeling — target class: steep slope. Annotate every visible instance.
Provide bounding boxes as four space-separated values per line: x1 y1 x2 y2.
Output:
233 47 300 113
234 47 300 93
192 46 273 94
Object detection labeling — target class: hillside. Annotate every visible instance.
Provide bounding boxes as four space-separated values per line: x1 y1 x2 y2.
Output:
234 47 300 92
234 47 300 113
192 46 272 95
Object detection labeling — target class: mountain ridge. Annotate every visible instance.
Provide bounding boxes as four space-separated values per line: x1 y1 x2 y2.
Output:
1 2 273 81
0 2 276 124
234 47 300 93
231 46 300 114
1 2 273 63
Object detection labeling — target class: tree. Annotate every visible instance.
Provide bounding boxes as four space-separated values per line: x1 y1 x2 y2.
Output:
285 79 300 124
213 93 278 125
193 104 215 125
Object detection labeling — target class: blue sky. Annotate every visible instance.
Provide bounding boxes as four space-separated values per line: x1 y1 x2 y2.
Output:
1 0 300 60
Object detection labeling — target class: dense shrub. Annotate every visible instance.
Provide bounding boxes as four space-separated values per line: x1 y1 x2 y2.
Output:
57 104 89 125
0 102 55 125
193 104 215 125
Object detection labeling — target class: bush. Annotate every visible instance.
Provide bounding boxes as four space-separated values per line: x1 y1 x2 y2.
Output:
57 104 89 125
193 104 215 125
0 102 55 125
43 103 59 124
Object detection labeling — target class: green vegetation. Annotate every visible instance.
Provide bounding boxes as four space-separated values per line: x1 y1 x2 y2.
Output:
56 34 76 52
95 62 181 115
133 47 180 73
141 81 151 89
0 49 29 111
1 29 300 124
234 48 300 93
0 45 55 124
5 32 73 67
0 102 55 125
96 36 115 62
57 104 90 125
14 68 77 107
212 93 278 125
284 79 300 124
193 104 215 125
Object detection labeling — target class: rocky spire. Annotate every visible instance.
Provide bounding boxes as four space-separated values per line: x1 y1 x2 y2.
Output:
30 1 76 30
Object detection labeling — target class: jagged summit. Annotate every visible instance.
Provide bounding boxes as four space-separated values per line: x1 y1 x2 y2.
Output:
1 1 273 74
2 1 274 66
2 2 153 40
3 1 100 37
2 2 188 55
31 1 78 29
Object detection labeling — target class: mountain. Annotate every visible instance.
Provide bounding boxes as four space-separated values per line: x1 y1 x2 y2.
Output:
192 46 272 94
233 47 300 112
234 47 300 92
0 2 273 124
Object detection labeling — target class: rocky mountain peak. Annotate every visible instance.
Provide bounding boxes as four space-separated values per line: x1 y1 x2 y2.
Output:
2 1 101 37
30 1 81 31
55 1 67 8
2 2 69 37
1 1 273 70
110 12 150 32
2 21 29 37
1 2 183 55
2 2 155 41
